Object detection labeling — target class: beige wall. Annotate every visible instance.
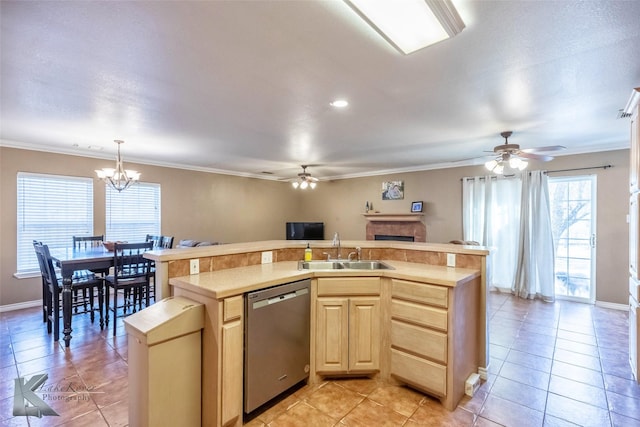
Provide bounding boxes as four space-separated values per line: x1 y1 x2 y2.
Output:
0 147 630 306
0 147 301 306
300 149 630 305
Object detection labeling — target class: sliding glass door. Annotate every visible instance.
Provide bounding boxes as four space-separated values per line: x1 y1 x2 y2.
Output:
548 175 597 303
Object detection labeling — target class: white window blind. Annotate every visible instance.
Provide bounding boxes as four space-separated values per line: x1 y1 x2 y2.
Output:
105 183 161 242
17 172 94 274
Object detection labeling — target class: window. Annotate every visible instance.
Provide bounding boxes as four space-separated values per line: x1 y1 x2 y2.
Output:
105 183 161 242
17 172 93 274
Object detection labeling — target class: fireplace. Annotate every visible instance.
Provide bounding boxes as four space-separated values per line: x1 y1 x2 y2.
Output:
364 213 426 242
375 235 415 242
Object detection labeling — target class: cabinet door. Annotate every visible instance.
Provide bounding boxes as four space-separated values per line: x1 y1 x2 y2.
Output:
316 298 349 373
349 297 380 372
632 194 640 280
631 297 639 382
221 320 242 426
631 106 640 193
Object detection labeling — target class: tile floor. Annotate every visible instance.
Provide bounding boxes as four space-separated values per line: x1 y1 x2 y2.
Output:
1 292 639 426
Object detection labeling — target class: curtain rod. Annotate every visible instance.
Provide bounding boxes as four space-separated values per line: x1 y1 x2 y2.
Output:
545 164 612 174
462 165 613 181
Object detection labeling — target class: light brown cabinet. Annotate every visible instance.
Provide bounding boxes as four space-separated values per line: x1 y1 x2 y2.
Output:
315 277 381 374
627 87 640 383
170 289 244 427
220 296 243 426
389 277 479 411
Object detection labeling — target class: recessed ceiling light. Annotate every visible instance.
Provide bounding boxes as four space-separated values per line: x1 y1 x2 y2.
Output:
330 99 349 108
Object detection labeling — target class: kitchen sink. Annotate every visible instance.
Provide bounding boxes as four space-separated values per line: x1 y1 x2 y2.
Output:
340 261 393 270
298 260 393 270
298 261 345 270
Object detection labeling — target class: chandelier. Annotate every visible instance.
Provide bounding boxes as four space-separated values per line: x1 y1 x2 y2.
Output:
485 153 528 175
292 165 318 189
95 140 141 192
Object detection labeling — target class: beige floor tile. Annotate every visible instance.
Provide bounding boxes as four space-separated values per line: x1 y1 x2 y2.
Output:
304 382 364 420
269 401 335 427
340 398 408 426
2 293 637 427
367 384 424 417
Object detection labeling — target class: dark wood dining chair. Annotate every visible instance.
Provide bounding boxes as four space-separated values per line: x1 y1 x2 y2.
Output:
160 235 174 249
33 241 105 340
73 234 104 250
144 235 174 303
105 241 154 336
72 235 106 312
145 234 163 248
145 234 174 249
32 240 49 323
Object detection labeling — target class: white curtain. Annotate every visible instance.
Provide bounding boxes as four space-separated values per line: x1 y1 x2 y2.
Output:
462 176 521 290
513 171 556 301
463 171 555 299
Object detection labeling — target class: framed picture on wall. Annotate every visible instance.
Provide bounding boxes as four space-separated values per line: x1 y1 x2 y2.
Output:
382 180 404 200
411 201 423 212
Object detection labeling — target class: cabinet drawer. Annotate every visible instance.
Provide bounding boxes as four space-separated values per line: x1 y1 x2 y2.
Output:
391 348 446 396
391 279 448 308
391 299 447 332
223 295 243 322
391 319 447 363
631 277 640 304
317 277 381 296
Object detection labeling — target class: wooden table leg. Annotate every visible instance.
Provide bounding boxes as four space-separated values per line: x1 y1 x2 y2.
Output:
62 276 73 347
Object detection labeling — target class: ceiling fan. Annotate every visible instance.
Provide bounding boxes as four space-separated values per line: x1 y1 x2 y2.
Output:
485 131 565 174
291 165 319 189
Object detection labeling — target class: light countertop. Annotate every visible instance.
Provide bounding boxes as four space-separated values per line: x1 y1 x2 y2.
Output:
169 260 481 300
147 240 489 262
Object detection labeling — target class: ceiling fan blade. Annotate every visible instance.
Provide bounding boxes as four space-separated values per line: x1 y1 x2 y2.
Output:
518 152 554 161
521 145 566 153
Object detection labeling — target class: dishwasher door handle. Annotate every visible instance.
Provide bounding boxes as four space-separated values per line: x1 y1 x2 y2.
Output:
252 288 309 310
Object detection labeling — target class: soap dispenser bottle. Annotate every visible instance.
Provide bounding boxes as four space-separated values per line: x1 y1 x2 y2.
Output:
304 243 312 261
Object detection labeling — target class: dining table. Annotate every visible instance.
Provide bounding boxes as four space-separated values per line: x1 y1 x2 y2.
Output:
49 246 115 347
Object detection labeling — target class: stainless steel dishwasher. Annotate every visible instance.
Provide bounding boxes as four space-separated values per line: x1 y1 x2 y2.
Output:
244 279 310 414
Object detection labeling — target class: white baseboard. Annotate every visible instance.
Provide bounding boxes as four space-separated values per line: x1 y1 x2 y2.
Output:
0 299 41 313
478 366 489 381
595 300 628 311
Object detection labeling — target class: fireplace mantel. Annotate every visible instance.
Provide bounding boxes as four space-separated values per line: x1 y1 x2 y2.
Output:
363 213 424 222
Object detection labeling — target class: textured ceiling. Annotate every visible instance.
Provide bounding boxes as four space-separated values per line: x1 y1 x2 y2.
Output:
1 0 639 181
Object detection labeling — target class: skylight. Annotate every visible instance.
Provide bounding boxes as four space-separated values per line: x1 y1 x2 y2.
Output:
344 0 465 54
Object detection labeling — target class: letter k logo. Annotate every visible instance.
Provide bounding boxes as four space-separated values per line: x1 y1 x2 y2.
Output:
13 374 59 417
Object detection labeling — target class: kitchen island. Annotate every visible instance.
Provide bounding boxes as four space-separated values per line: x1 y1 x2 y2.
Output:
145 241 489 426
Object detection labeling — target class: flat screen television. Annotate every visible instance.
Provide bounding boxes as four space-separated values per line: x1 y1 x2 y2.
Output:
286 222 324 240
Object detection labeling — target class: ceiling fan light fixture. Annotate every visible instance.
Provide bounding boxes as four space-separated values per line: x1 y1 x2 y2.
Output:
509 157 528 170
291 165 318 190
344 0 465 55
485 159 498 172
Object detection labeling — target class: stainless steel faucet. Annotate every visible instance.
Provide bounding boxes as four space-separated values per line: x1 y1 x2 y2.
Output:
347 247 361 261
332 232 341 260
